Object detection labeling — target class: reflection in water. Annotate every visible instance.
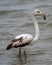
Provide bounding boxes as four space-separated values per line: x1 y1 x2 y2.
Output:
10 49 27 65
18 50 27 65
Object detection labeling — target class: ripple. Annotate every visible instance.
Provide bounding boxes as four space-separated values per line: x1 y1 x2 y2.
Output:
28 50 45 56
20 22 33 27
46 23 52 27
0 2 35 11
43 37 52 41
0 32 13 35
36 4 52 8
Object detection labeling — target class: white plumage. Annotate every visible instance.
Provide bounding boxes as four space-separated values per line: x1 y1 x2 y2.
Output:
15 34 33 43
6 9 46 51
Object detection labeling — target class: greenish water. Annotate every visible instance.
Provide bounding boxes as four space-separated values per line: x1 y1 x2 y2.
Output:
0 0 52 65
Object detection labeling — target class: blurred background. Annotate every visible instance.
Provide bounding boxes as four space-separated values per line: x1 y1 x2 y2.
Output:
0 0 52 65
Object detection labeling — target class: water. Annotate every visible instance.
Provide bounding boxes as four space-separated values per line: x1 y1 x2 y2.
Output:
0 0 52 65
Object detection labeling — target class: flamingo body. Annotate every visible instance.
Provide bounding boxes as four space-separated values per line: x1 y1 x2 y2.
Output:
6 34 33 50
15 34 33 43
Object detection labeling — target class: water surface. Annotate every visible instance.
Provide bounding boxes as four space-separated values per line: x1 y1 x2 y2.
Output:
0 0 52 65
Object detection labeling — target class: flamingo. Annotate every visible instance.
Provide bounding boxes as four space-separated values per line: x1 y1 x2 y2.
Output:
6 9 46 53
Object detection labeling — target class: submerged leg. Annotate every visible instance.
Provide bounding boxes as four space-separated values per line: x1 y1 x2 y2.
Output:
24 50 27 61
18 48 21 56
24 50 26 55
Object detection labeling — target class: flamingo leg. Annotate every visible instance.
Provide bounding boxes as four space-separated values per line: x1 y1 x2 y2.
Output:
24 50 27 60
18 48 21 56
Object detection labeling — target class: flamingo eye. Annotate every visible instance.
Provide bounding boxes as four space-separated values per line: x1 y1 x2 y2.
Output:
37 11 40 13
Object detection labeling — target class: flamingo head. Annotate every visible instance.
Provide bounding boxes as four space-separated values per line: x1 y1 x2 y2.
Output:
33 9 46 20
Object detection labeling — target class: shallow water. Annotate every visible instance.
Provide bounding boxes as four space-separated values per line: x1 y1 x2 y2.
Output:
0 0 52 65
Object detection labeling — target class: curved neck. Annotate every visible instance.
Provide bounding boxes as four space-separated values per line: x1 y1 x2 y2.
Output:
33 16 40 42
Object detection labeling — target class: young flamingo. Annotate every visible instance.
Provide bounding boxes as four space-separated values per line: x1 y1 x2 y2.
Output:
6 9 46 54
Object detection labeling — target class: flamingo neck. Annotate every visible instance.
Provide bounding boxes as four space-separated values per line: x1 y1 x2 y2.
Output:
33 16 40 42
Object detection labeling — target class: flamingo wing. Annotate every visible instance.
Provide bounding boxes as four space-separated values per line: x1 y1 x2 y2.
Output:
6 34 33 50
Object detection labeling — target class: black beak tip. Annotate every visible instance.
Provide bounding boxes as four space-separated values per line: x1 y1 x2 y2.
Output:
44 15 46 20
